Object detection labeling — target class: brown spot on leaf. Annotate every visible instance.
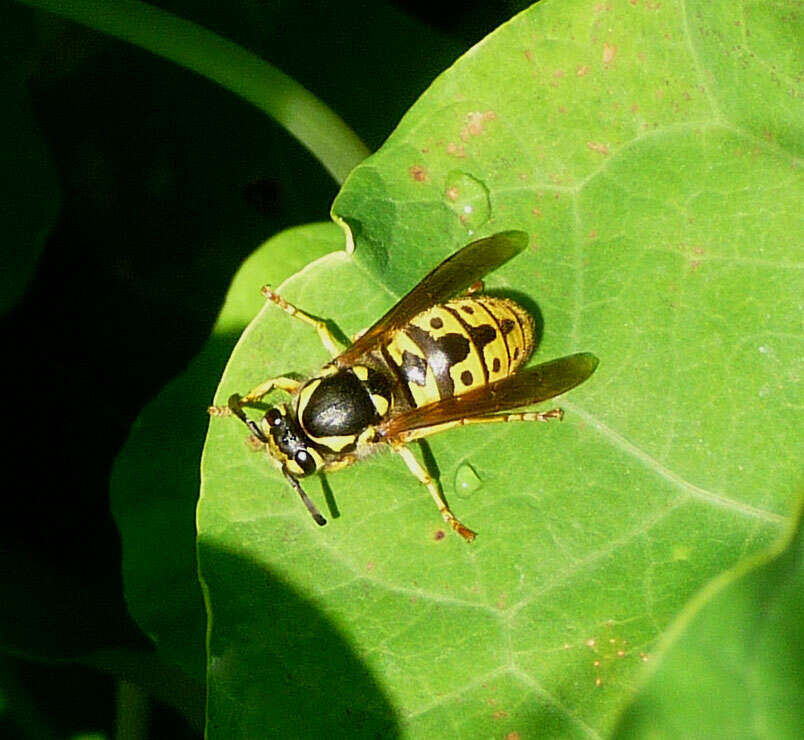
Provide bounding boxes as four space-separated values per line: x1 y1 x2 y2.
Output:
434 529 446 541
460 111 497 141
576 64 589 76
446 142 466 158
409 165 427 182
492 711 509 719
602 43 618 65
532 207 542 217
587 141 610 156
445 186 459 201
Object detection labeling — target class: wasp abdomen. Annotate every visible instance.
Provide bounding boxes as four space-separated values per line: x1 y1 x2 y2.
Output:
383 296 534 408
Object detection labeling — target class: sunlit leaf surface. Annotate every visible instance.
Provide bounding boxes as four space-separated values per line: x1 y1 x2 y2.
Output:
200 1 801 736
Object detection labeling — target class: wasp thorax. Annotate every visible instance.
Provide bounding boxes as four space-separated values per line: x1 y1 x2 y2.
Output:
296 366 392 452
262 406 321 477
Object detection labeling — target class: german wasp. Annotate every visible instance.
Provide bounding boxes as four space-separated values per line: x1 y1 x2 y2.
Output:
208 231 598 541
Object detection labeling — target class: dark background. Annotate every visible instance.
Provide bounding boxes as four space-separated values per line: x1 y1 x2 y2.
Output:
0 1 528 737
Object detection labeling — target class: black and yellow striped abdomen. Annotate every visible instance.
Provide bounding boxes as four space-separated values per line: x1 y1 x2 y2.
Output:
382 296 535 408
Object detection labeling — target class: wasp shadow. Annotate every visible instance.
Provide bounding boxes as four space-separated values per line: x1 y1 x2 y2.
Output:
320 474 341 520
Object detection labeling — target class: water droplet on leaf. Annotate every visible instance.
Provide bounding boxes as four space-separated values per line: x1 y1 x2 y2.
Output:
443 171 491 232
454 462 482 498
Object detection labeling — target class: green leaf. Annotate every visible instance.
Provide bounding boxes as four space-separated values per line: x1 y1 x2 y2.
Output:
612 498 804 739
111 223 340 681
201 1 801 736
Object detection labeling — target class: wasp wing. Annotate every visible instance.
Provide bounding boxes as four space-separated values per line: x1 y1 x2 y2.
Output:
335 231 528 367
380 352 599 437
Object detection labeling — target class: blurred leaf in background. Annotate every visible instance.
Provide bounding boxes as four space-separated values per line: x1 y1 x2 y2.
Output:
613 498 804 740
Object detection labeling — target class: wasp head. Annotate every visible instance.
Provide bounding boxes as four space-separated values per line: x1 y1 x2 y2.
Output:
245 405 326 526
258 406 324 478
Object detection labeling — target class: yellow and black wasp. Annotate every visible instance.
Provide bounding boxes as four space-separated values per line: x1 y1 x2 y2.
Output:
209 231 598 541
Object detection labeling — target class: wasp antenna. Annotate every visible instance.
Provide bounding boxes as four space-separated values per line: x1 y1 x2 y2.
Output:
284 470 327 526
246 419 269 443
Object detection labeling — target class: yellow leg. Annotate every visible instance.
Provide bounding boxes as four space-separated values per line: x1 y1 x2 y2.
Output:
398 408 563 443
393 445 476 543
461 408 563 426
261 286 343 358
322 454 358 474
207 376 301 419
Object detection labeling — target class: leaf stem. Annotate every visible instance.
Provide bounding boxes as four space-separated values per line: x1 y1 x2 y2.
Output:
18 0 371 183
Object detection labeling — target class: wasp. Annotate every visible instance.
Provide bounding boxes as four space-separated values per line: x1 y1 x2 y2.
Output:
208 231 598 541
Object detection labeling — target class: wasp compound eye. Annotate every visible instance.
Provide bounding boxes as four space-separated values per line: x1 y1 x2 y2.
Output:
294 449 316 475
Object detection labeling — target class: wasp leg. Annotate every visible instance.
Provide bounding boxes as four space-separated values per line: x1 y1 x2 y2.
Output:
207 376 301 421
322 454 358 474
261 286 343 358
398 408 563 443
393 444 476 542
460 408 563 426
